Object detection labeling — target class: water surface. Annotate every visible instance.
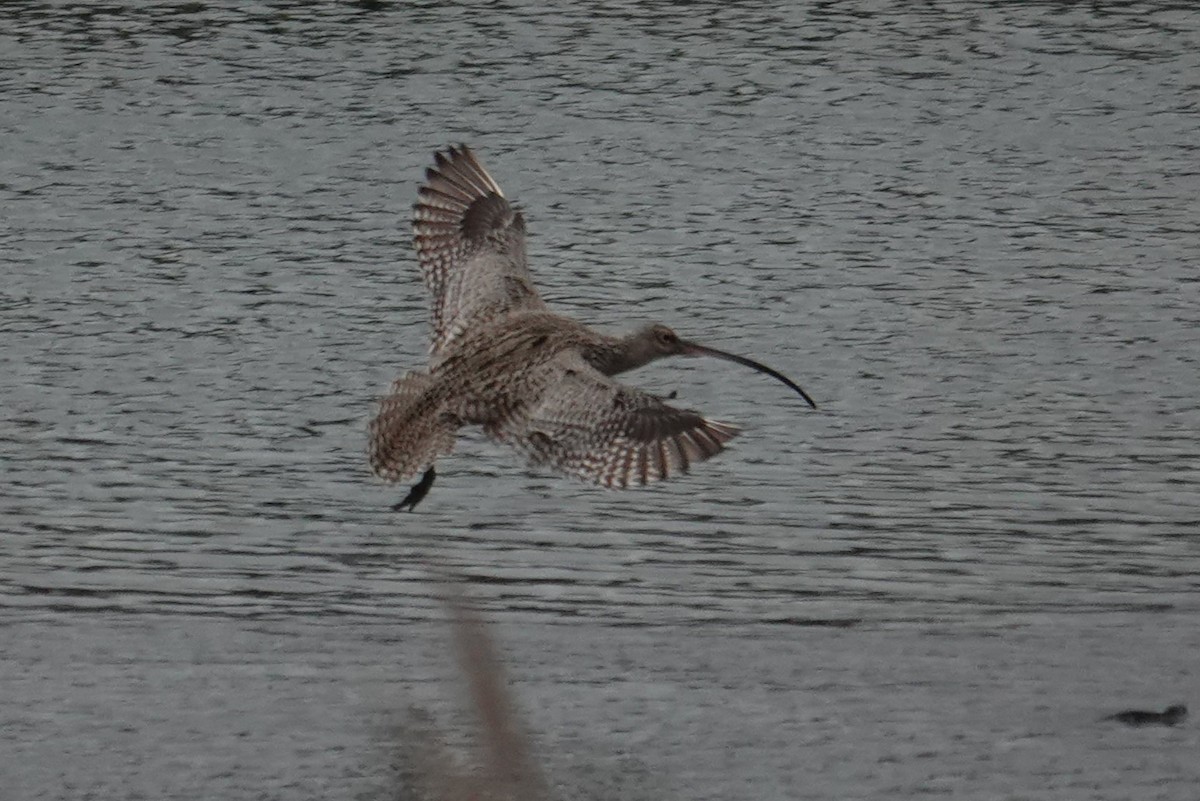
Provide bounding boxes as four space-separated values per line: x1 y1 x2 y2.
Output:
3 2 1199 799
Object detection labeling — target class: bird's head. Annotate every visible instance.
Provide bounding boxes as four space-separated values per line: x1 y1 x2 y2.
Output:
627 322 818 409
640 323 689 357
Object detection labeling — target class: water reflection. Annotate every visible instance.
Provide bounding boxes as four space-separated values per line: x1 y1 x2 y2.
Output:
392 578 552 801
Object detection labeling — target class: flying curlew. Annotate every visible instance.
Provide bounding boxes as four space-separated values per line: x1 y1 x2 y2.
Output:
370 145 817 510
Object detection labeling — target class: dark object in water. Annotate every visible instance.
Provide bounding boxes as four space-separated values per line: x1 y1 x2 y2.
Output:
1104 704 1188 727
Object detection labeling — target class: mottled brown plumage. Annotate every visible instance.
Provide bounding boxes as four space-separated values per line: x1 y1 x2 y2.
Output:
370 145 816 508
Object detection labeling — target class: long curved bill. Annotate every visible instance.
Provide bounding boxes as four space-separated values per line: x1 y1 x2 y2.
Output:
681 341 817 409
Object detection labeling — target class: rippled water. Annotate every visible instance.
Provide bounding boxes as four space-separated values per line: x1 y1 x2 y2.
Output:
3 2 1199 799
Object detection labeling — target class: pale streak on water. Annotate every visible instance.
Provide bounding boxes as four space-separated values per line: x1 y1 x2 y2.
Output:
2 2 1200 799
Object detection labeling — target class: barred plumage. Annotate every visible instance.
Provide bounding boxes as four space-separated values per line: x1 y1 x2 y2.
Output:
371 145 816 509
492 351 742 489
413 144 544 357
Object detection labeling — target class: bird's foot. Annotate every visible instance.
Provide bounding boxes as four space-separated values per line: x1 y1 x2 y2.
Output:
393 467 436 512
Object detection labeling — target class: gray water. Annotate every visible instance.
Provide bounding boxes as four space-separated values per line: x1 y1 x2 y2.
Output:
3 2 1200 799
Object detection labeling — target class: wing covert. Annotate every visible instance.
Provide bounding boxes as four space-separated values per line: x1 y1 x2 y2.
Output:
490 354 741 488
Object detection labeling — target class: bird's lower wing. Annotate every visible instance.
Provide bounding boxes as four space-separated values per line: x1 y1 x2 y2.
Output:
490 355 741 488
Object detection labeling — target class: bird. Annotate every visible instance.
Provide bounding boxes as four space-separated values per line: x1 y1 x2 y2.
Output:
369 144 817 510
1103 704 1188 727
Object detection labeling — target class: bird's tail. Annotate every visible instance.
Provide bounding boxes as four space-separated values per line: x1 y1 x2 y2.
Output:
369 372 458 482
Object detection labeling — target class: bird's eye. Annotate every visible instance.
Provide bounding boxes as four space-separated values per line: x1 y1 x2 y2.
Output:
656 329 676 344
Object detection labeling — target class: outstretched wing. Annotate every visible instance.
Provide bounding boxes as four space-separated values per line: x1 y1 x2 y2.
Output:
413 145 547 356
491 353 741 488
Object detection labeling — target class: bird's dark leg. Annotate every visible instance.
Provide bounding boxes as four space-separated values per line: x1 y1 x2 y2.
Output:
394 467 436 512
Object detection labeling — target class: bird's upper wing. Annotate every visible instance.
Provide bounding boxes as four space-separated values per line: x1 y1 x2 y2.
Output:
490 353 741 488
413 145 547 357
